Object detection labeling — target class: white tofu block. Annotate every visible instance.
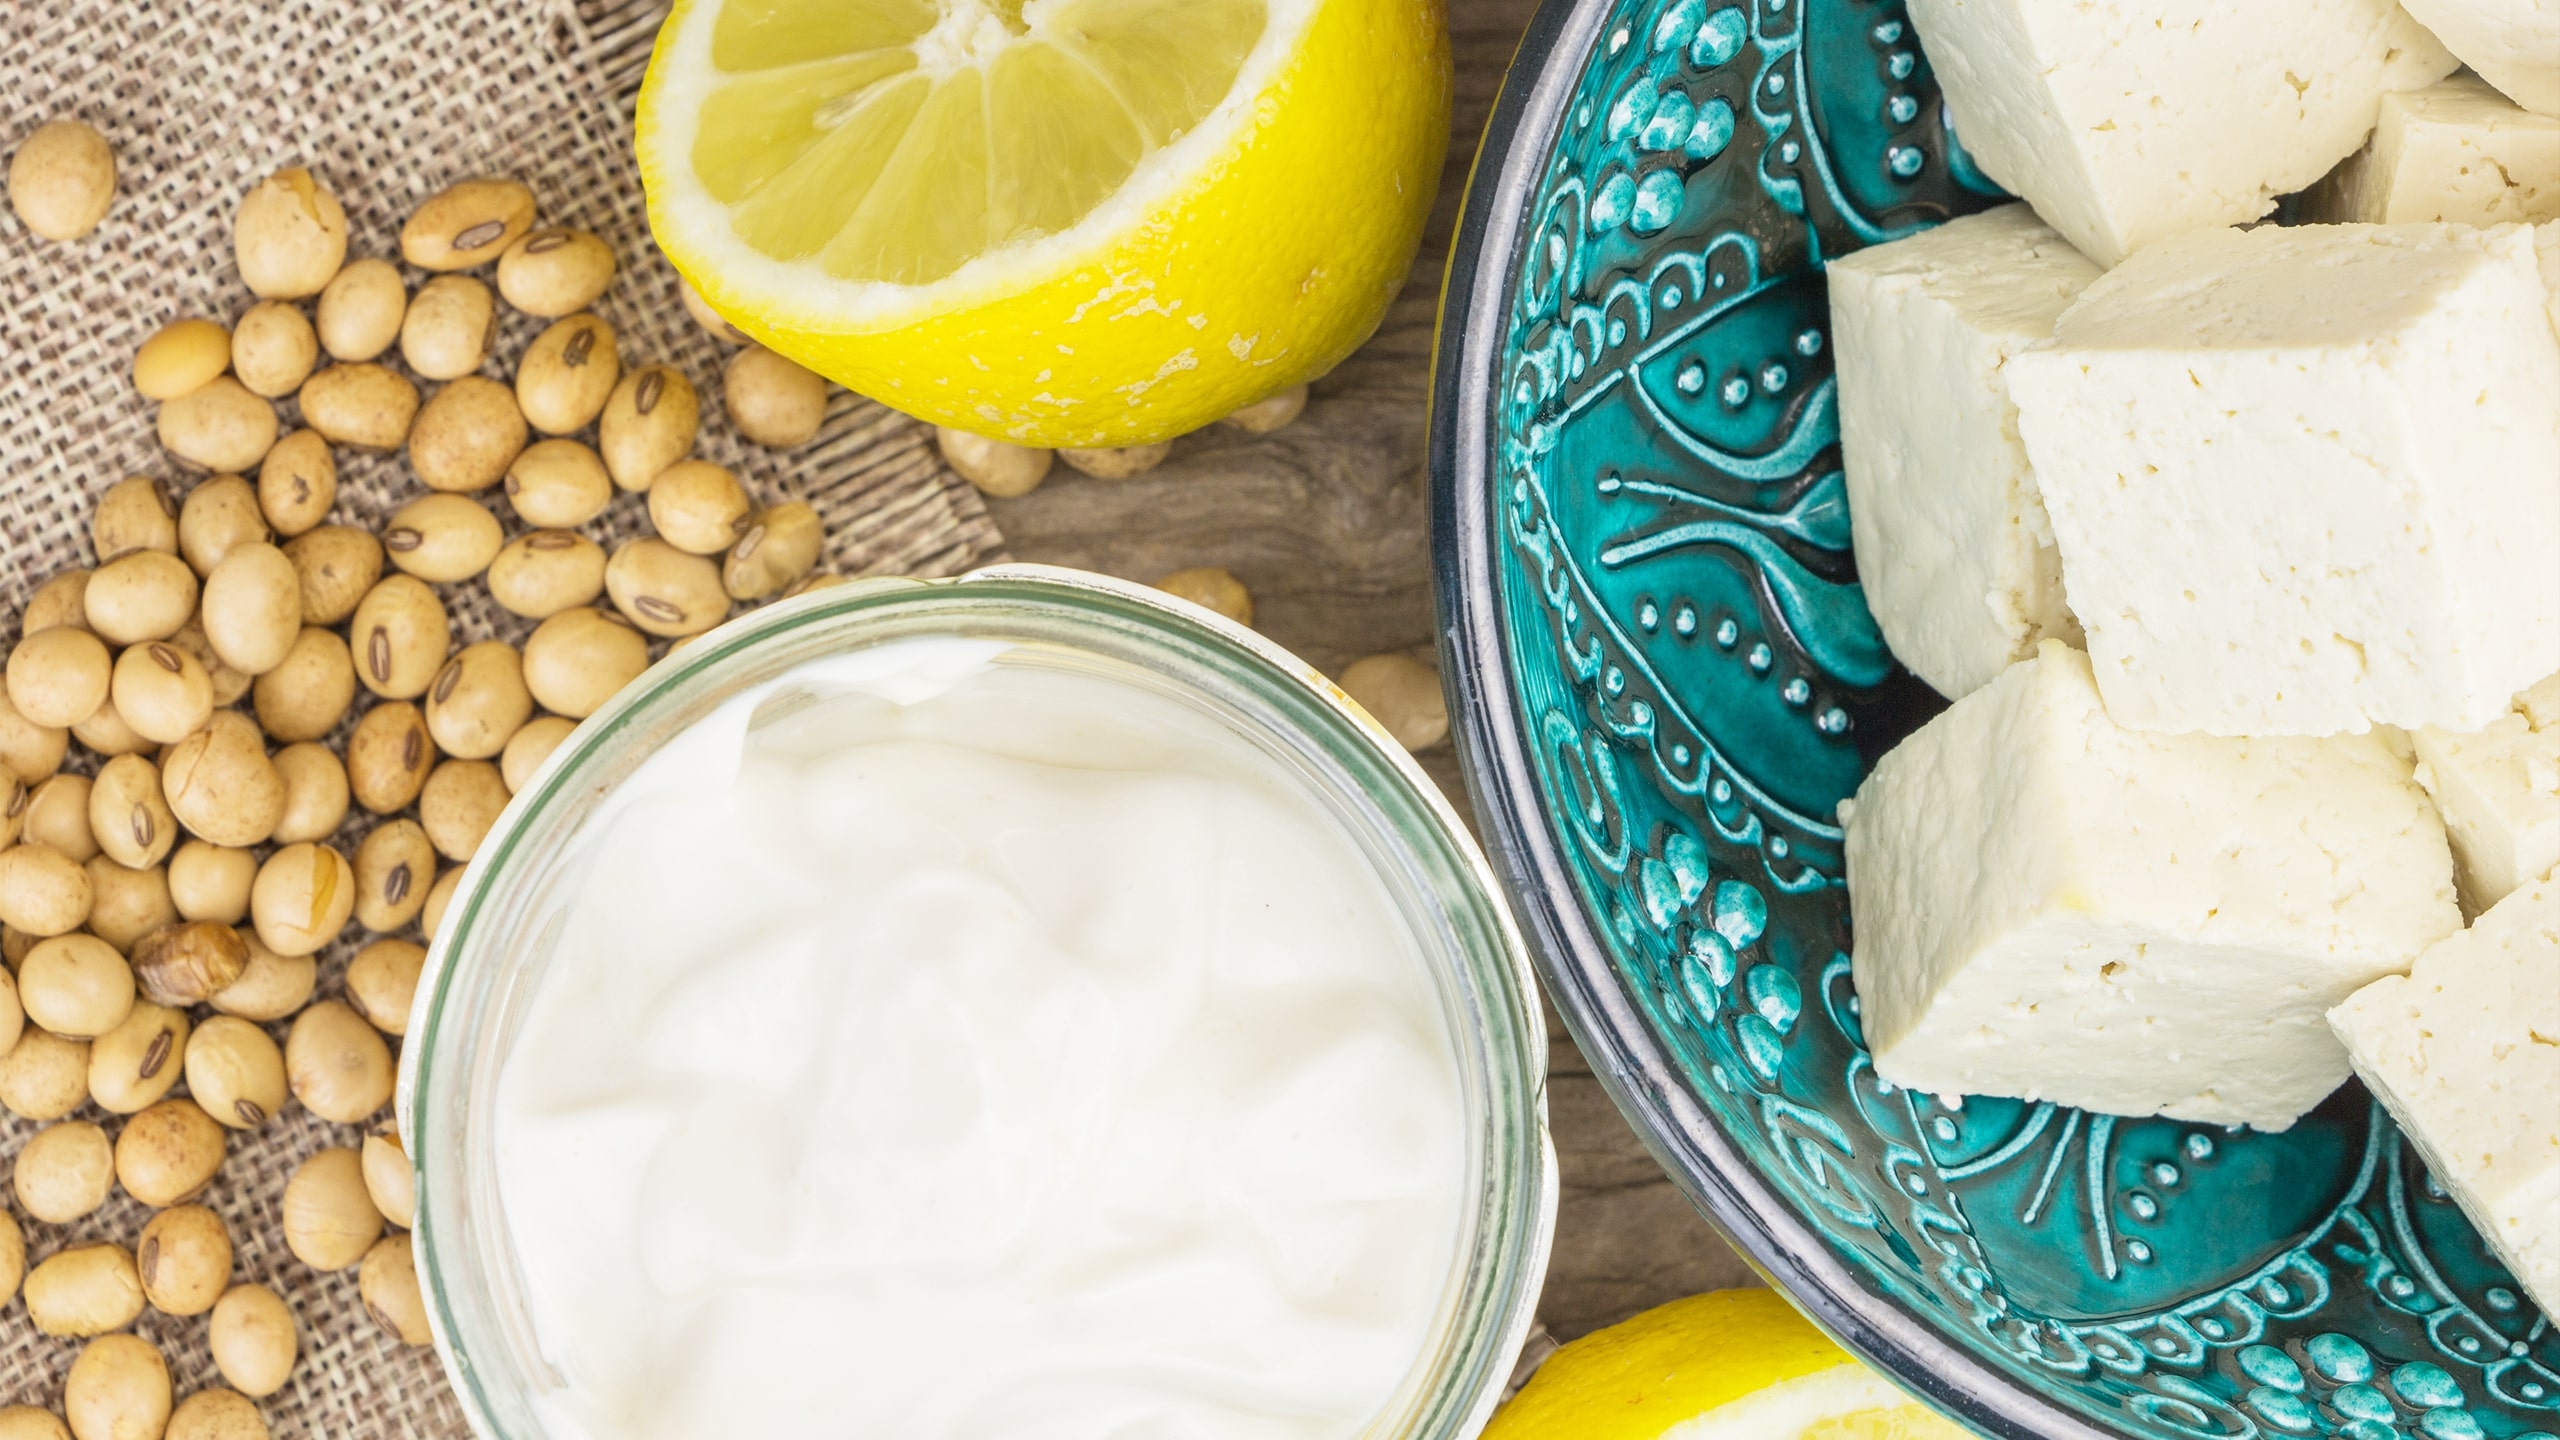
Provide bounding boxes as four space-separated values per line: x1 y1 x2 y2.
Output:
1846 643 2461 1131
1905 0 2456 264
2007 223 2560 737
2400 0 2560 115
1830 205 2098 701
2415 670 2560 911
2300 74 2560 224
2331 875 2560 1315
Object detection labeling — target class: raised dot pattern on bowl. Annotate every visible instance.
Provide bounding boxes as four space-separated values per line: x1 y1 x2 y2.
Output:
1443 1 2559 1437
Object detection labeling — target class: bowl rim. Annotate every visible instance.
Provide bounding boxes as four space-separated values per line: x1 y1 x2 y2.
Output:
1425 6 2116 1436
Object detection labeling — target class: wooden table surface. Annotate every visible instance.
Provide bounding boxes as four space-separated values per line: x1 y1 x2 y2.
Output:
987 0 1763 1344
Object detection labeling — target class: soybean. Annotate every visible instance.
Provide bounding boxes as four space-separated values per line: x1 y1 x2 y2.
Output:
84 549 198 645
401 177 535 271
352 819 435 933
82 859 175 953
23 569 93 636
158 377 277 474
0 1028 90 1121
426 641 532 759
184 1017 285 1130
255 429 335 537
23 779 95 861
606 538 729 638
249 842 352 958
504 438 613 527
497 227 616 315
935 427 1050 498
268 743 348 845
515 313 620 434
722 501 823 600
7 119 117 242
408 375 526 493
233 167 346 299
0 1413 67 1440
724 345 828 447
281 525 382 626
137 1205 232 1317
283 1147 382 1272
521 608 648 718
0 967 19 1058
86 1000 187 1114
346 701 435 814
69 697 152 760
161 713 285 849
207 936 312 1025
249 627 354 742
0 845 92 938
487 529 606 619
92 477 179 561
361 1131 417 1229
207 1284 297 1398
1058 442 1172 479
176 474 269 578
88 754 175 867
104 645 205 748
0 1206 18 1308
286 1003 393 1126
19 935 131 1038
420 867 464 942
399 274 497 381
132 320 231 403
384 493 502 582
167 843 254 924
646 460 751 555
23 1244 142 1337
199 544 300 678
167 1390 265 1440
1155 566 1254 626
14 1119 113 1222
7 627 112 728
116 1097 227 1207
500 714 576 793
65 1334 172 1440
679 277 750 344
0 692 68 785
1223 384 1308 433
419 759 508 862
362 1236 432 1347
599 364 698 491
344 938 425 1036
350 575 451 699
229 300 317 398
315 257 405 362
132 921 248 1007
296 363 418 450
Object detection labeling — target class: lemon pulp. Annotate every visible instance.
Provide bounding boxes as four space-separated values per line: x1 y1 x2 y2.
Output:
690 0 1267 286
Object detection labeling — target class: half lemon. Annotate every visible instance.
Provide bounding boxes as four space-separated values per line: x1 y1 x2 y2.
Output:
1487 1290 1980 1440
636 0 1452 446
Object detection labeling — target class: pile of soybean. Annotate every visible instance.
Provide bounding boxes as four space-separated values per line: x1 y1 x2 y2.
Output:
0 157 847 1440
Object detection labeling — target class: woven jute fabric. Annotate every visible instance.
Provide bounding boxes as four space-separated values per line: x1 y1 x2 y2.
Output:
0 1 1006 1434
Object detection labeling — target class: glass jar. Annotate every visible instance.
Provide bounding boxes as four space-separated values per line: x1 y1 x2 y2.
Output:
399 564 1557 1440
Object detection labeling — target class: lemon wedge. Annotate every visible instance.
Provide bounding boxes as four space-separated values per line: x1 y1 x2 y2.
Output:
1487 1290 1980 1440
637 0 1450 446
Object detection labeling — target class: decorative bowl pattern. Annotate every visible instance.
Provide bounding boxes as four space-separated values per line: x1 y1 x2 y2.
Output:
1428 3 2559 1438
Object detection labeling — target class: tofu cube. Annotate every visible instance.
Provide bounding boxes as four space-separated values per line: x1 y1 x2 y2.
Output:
1830 205 2098 701
2331 875 2560 1315
2400 0 2560 115
2415 670 2560 911
1846 642 2462 1131
2007 223 2560 736
1905 0 2455 264
2300 74 2560 224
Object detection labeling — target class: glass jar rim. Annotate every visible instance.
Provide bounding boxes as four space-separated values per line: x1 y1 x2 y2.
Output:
399 564 1558 1440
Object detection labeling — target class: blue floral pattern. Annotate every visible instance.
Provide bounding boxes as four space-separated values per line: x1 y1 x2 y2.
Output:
1486 2 2557 1436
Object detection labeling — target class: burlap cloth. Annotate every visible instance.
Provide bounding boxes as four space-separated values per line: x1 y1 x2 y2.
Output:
0 1 1008 1432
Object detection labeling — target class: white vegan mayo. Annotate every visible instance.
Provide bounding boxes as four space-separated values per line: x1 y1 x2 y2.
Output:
491 639 1470 1440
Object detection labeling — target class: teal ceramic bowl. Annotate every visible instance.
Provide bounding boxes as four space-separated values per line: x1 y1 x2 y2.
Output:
1429 4 2558 1438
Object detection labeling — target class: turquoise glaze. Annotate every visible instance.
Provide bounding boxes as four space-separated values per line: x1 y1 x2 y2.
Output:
1429 2 2558 1438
